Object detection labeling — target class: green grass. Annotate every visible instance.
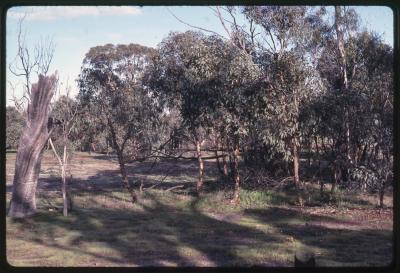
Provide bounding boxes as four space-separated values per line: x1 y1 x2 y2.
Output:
6 188 393 267
5 152 393 267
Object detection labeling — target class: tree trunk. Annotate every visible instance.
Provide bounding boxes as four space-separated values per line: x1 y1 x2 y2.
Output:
379 181 385 208
293 142 300 188
215 149 223 175
62 145 68 216
196 139 204 193
379 157 389 208
222 154 229 177
214 139 224 176
117 150 137 203
335 6 352 176
360 144 368 163
107 118 137 203
232 142 241 204
331 165 341 195
9 74 56 218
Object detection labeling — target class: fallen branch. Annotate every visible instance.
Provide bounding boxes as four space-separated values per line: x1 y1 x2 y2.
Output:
165 185 185 192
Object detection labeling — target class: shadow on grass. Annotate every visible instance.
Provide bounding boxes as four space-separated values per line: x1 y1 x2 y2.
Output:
6 155 393 267
8 192 286 267
243 207 393 266
8 195 393 267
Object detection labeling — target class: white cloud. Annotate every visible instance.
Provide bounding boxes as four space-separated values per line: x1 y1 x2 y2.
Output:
7 6 142 21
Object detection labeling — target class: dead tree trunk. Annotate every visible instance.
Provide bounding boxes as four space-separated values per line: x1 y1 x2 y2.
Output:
48 138 69 216
9 74 57 218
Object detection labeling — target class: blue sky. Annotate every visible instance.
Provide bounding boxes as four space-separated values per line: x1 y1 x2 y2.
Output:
5 6 394 105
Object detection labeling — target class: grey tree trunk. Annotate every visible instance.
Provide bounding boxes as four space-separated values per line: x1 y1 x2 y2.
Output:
9 74 57 218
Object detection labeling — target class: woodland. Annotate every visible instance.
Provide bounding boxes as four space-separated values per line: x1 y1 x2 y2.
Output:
6 6 393 267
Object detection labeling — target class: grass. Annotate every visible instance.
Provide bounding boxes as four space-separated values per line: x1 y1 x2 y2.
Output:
5 152 393 267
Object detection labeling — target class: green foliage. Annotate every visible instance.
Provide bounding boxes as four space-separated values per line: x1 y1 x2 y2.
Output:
78 43 161 160
6 106 25 149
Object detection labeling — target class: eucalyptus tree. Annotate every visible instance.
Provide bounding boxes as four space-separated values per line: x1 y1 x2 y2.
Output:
145 31 220 194
346 32 393 206
241 6 319 194
78 43 160 203
145 31 260 201
212 39 261 203
316 7 389 192
313 26 393 201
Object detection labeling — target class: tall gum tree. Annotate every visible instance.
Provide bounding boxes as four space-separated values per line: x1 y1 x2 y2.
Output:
78 44 159 203
145 31 220 194
241 6 318 194
145 31 260 200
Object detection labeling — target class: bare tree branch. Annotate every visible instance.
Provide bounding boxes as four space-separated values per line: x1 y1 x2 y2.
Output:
166 7 225 38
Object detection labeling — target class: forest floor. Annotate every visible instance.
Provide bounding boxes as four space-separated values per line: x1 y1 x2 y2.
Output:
5 151 393 267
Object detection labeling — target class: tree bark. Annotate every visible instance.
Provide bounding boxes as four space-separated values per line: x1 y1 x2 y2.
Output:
196 139 204 193
9 74 57 218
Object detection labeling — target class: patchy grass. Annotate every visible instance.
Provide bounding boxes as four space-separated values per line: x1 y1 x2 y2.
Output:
6 152 393 267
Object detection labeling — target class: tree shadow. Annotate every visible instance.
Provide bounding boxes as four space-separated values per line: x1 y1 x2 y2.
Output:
6 155 393 267
243 207 393 266
8 190 288 267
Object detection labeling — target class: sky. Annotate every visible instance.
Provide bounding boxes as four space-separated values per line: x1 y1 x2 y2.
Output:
5 6 394 106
